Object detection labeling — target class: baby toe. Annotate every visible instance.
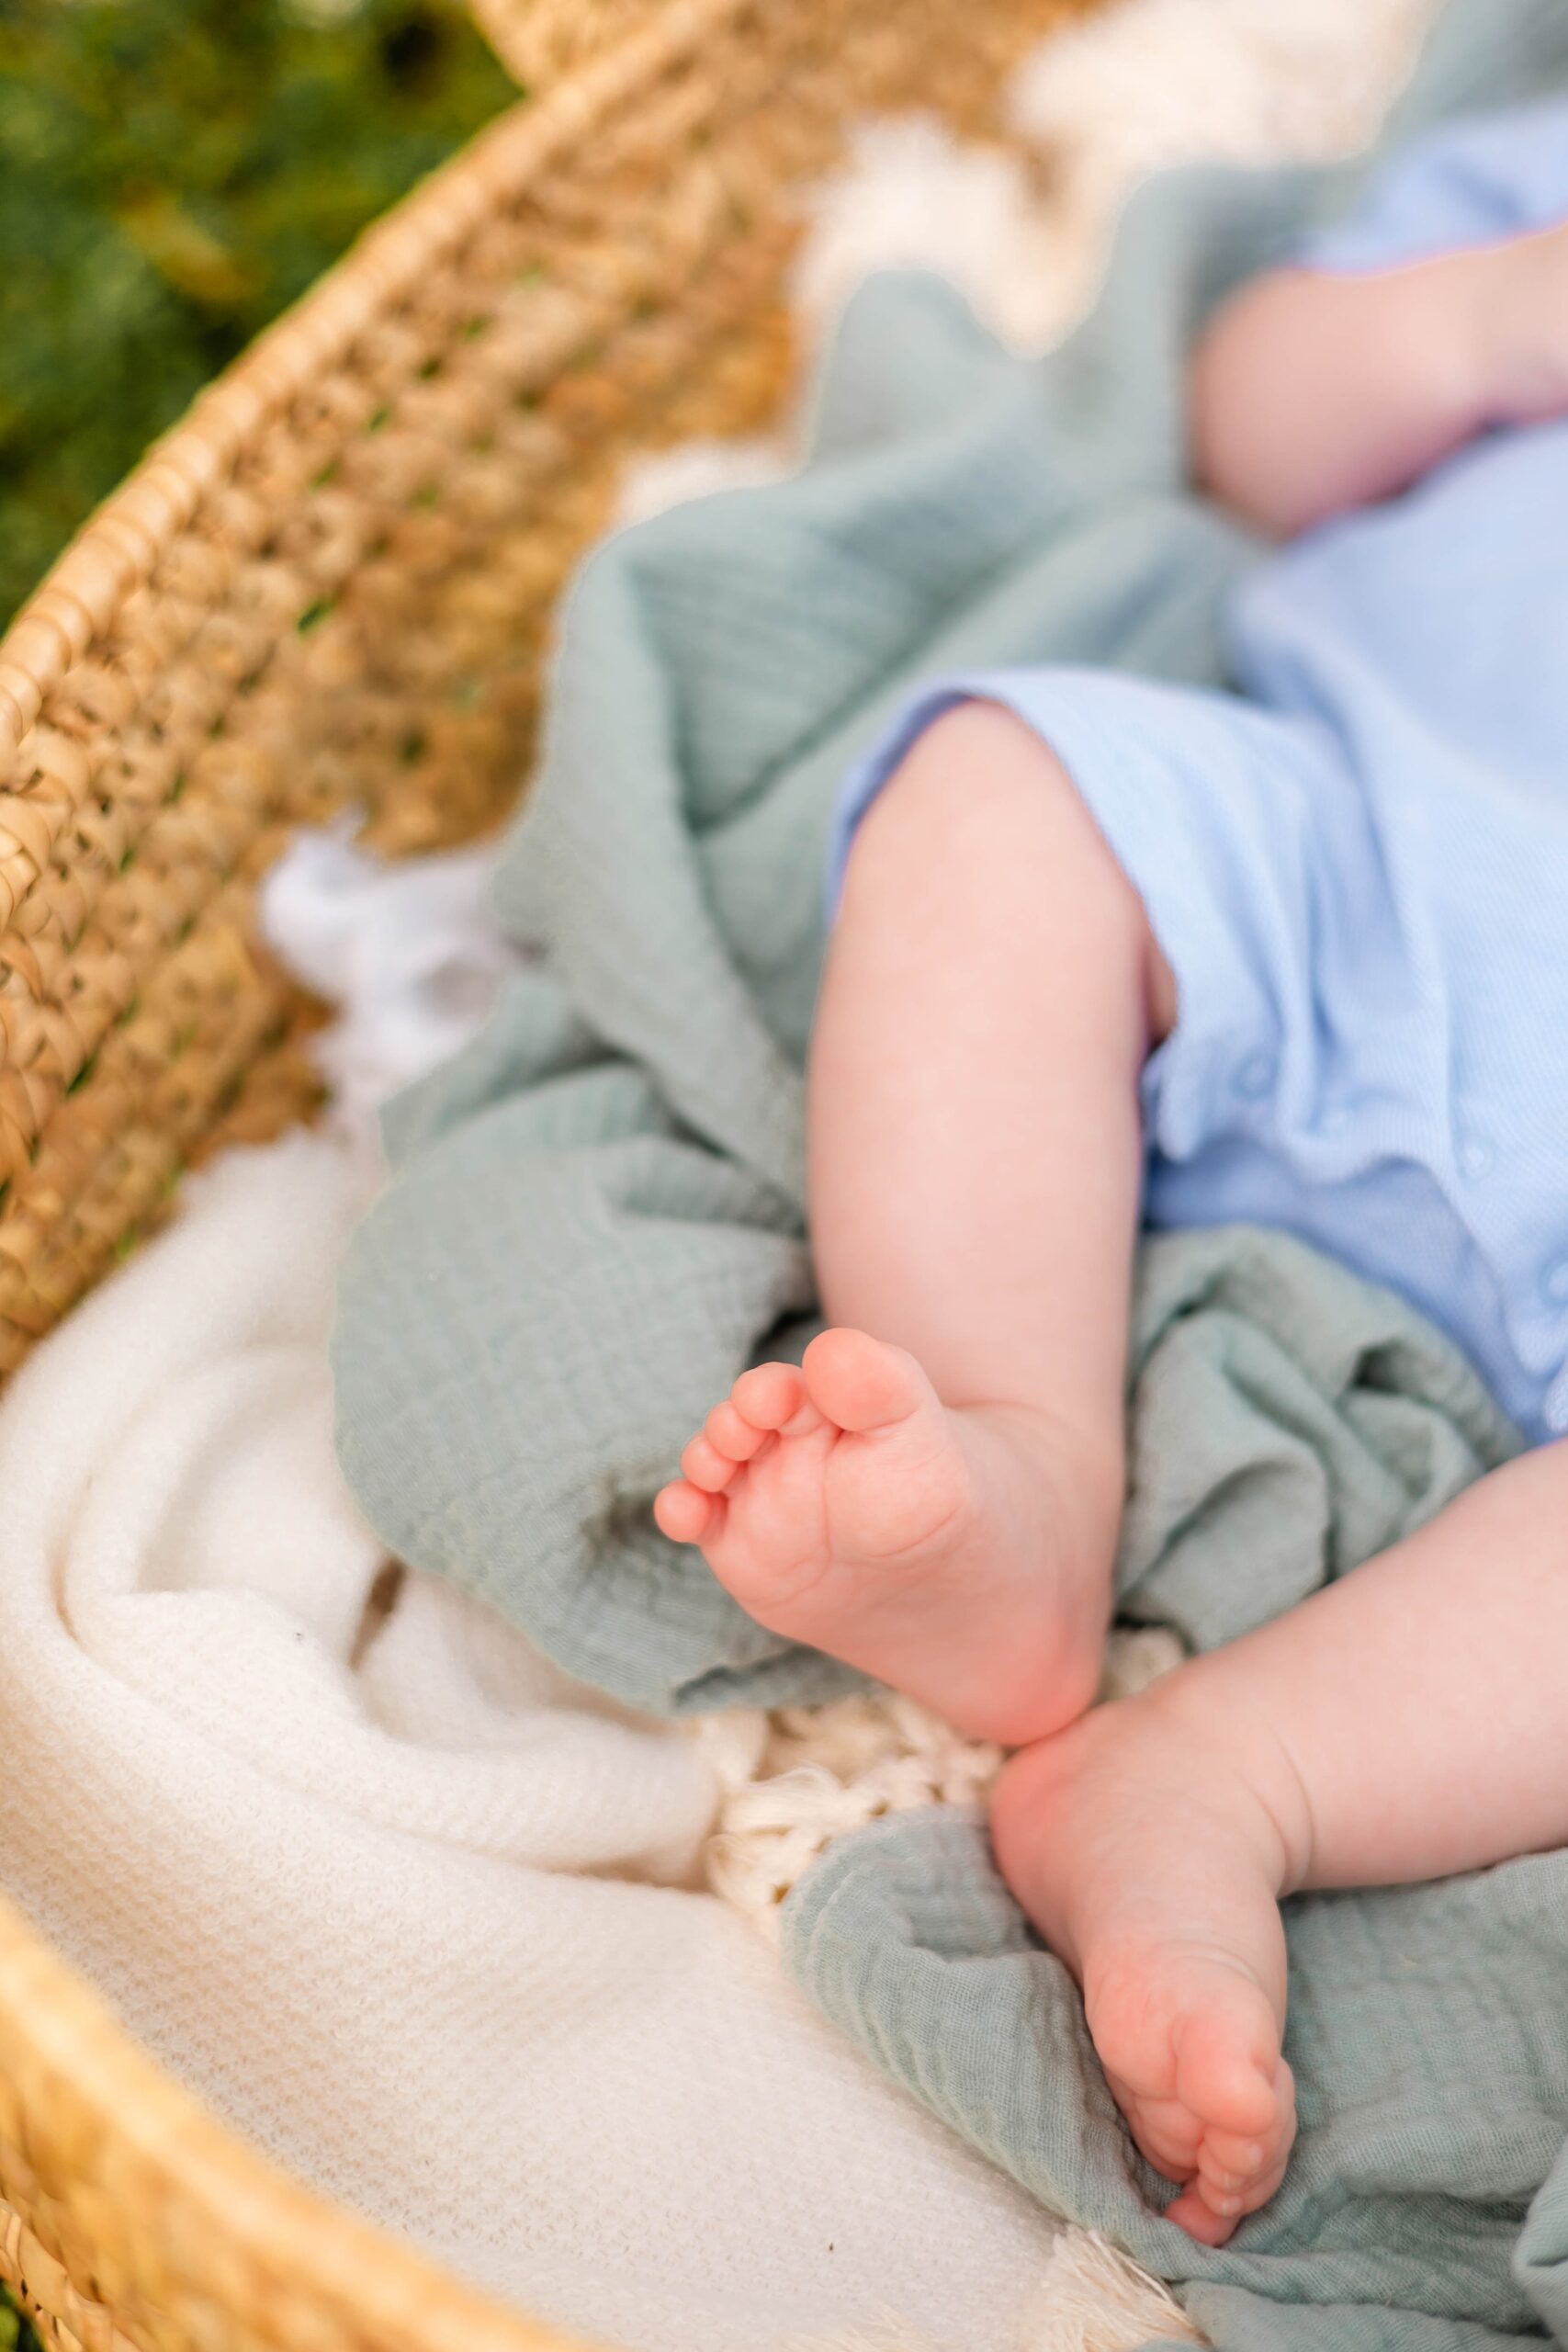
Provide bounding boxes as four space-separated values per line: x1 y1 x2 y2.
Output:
1113 2089 1203 2183
802 1328 929 1432
731 1362 807 1431
1198 2128 1265 2194
1182 2066 1294 2238
705 1400 768 1462
1162 2183 1243 2245
1236 2149 1292 2218
1173 1998 1281 2143
654 1480 718 1544
681 1434 740 1493
1193 2143 1289 2231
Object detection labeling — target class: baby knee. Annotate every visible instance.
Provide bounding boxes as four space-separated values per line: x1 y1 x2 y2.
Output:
842 702 1079 888
841 702 1171 1023
876 701 1071 826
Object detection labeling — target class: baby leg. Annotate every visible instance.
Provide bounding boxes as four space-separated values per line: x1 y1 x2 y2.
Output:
994 1437 1568 2240
657 703 1174 1743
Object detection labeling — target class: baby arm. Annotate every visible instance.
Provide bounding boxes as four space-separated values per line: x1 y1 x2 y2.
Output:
1191 220 1568 535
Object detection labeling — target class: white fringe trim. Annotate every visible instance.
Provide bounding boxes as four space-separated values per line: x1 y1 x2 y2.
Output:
792 2228 1204 2350
1018 2230 1206 2349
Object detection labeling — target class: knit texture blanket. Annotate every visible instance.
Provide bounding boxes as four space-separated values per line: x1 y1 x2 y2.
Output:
333 2 1568 2345
0 879 1090 2352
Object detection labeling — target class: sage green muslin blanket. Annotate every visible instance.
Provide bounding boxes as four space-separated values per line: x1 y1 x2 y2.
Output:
333 1 1568 2342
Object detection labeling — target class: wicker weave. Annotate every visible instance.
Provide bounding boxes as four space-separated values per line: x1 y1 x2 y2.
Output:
0 2 1092 2344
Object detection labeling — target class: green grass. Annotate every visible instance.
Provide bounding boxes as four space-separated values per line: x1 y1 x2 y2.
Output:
0 2289 37 2352
0 0 517 628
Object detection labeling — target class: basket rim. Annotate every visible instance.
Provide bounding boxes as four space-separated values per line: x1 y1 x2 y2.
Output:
0 0 754 782
0 1886 597 2350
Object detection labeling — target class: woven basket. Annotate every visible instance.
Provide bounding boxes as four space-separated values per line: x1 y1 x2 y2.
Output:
0 3 1094 2345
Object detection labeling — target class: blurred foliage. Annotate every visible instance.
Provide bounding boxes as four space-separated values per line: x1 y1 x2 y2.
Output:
0 0 517 625
0 2288 37 2352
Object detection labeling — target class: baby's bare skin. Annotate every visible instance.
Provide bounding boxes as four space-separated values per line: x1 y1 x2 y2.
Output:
658 229 1568 2240
1193 218 1568 531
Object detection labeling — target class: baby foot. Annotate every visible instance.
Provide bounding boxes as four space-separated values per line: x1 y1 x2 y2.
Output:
992 1696 1298 2243
654 1329 1111 1744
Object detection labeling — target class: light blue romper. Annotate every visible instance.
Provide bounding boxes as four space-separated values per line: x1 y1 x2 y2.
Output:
829 105 1568 1444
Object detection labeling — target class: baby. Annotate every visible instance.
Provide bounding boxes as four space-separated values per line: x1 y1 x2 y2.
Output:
657 105 1568 2242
